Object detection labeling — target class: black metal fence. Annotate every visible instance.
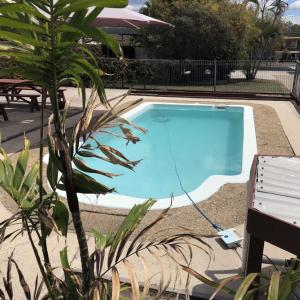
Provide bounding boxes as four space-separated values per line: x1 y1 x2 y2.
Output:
99 59 295 95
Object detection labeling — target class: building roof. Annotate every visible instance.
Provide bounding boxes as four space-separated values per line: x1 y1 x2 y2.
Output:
253 156 300 226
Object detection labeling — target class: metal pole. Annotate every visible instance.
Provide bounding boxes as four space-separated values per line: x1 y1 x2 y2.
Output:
121 34 124 89
292 61 299 99
214 59 217 92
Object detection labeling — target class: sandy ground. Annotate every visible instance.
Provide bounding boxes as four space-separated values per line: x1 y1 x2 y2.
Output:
1 102 293 238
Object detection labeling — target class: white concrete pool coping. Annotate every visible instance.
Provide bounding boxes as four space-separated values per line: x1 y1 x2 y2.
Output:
45 102 257 210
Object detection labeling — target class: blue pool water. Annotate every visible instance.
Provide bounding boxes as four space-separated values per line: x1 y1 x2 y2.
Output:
79 104 244 199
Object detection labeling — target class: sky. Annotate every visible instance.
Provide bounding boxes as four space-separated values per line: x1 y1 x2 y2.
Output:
127 0 146 11
127 0 300 25
286 0 300 24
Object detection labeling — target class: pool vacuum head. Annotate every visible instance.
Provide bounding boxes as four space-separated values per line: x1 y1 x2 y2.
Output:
218 228 243 248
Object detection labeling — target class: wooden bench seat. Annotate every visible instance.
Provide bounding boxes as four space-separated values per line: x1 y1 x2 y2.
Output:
0 93 40 112
14 86 66 108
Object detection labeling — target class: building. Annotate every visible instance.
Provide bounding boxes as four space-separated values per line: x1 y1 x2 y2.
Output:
274 35 300 61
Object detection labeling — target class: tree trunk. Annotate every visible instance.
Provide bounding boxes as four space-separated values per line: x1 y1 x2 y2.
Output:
56 136 91 295
48 1 90 293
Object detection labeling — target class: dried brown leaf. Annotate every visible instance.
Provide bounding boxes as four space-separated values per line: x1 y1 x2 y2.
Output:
92 282 101 300
123 259 140 300
138 255 151 300
39 210 59 234
111 267 120 300
120 126 140 145
73 158 120 178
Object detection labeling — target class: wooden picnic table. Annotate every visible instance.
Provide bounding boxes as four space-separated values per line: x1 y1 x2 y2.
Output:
0 79 32 85
0 79 41 101
0 79 41 117
0 79 66 108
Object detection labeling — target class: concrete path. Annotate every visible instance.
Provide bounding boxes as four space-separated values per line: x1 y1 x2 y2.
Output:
0 200 293 299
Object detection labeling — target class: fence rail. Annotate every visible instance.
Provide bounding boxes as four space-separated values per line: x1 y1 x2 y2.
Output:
99 59 295 95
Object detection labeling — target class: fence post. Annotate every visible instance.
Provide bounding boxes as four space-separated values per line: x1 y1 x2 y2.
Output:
214 59 217 92
292 61 298 96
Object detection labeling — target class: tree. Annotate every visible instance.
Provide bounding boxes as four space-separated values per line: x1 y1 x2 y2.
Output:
244 0 288 79
136 0 257 60
284 21 300 35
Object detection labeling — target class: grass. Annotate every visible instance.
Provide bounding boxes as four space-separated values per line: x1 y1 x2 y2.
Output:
121 79 291 94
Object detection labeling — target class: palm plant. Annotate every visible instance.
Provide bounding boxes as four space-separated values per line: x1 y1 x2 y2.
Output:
0 1 209 298
184 258 300 299
0 0 130 294
0 143 207 298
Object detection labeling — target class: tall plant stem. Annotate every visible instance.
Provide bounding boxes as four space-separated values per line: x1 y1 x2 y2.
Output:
24 217 55 299
39 88 51 275
49 0 90 294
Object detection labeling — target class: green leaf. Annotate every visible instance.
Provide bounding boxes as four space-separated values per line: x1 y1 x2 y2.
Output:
0 30 48 48
53 200 69 236
59 247 79 298
268 271 281 300
0 148 14 185
26 0 50 14
47 137 60 191
0 4 47 20
59 169 114 194
47 158 58 191
47 136 61 191
234 273 259 300
20 198 36 209
55 24 84 35
20 161 39 198
71 23 122 57
0 17 47 34
0 51 44 62
70 58 106 102
60 247 71 269
13 138 30 190
107 199 156 267
93 229 108 250
0 159 5 183
278 260 300 300
0 66 21 77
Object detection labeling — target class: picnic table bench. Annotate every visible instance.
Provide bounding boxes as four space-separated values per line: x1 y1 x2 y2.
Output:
0 79 66 107
13 86 66 108
0 103 8 121
0 79 66 120
0 93 40 121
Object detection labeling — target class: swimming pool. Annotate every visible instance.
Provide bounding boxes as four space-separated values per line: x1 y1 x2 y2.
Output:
59 102 257 209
